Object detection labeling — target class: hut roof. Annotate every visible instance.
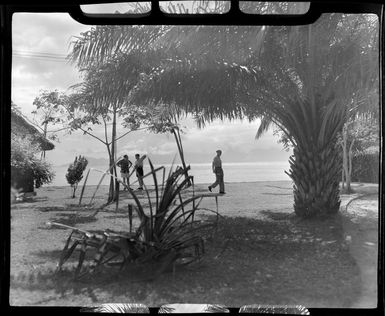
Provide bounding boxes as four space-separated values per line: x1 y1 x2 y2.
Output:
11 110 55 151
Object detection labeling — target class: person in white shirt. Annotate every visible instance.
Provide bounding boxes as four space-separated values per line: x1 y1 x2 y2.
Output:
208 149 225 194
130 154 147 190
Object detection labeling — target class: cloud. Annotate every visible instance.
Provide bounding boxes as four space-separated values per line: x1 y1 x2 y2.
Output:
12 13 89 117
11 14 292 168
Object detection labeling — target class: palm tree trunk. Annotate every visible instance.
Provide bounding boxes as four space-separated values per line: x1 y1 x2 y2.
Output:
287 141 341 217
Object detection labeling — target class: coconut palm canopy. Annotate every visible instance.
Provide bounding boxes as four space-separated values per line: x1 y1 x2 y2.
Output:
70 14 377 132
129 14 377 138
69 11 378 217
11 105 55 151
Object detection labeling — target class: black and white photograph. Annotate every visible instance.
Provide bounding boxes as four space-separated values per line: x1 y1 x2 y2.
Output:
8 0 380 310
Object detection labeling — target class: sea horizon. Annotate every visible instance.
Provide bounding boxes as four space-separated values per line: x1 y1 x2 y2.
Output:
49 161 292 186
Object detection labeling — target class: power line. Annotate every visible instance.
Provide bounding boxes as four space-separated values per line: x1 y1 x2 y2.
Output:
12 49 70 63
13 55 69 63
13 50 68 58
13 54 69 63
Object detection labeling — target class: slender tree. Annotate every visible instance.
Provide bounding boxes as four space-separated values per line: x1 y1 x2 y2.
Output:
65 55 156 202
31 90 67 159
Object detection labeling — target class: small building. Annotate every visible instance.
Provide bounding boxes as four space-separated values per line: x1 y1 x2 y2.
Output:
11 107 54 196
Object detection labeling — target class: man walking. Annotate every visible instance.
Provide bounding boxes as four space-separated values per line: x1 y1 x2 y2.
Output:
130 153 147 190
208 149 225 194
117 155 132 190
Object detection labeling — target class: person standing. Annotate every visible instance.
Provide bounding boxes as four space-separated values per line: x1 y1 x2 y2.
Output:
130 153 147 190
117 155 132 190
208 149 225 194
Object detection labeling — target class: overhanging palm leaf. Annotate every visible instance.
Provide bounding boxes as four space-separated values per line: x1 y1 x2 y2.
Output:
129 14 377 217
68 10 378 218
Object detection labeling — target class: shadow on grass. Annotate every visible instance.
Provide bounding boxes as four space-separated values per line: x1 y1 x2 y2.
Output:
32 247 98 263
12 216 362 307
12 197 48 205
47 213 98 227
36 206 69 213
260 210 293 220
104 214 131 220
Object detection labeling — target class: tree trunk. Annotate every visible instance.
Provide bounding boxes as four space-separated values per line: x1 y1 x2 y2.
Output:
287 141 341 218
341 124 350 193
346 139 355 193
41 122 48 159
108 108 118 203
72 183 77 198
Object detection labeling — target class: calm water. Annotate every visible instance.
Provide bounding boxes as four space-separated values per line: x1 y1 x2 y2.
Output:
48 161 291 187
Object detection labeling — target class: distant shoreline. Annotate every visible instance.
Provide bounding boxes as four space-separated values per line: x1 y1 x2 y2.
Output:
45 180 293 188
55 161 291 168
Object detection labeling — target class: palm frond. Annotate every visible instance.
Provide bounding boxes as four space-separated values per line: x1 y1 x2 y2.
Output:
255 116 273 139
82 303 149 313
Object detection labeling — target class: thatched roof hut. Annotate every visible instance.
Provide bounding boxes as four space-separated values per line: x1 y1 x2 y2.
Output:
11 107 55 196
11 110 55 151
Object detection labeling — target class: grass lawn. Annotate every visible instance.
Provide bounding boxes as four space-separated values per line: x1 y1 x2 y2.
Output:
9 182 374 308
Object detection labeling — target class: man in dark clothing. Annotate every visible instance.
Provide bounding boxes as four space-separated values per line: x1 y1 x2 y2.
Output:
117 155 132 190
208 149 225 194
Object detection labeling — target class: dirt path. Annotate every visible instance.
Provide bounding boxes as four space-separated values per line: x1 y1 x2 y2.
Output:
340 184 378 308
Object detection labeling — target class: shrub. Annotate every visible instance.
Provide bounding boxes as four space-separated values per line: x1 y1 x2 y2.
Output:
351 150 379 183
66 155 88 198
11 134 55 191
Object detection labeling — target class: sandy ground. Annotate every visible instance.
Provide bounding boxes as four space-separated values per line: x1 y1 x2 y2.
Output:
9 181 378 308
339 183 379 308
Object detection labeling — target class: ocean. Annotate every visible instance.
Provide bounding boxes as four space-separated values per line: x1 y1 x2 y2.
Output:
49 161 292 187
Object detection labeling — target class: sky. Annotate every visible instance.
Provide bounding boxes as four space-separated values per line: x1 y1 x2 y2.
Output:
11 12 292 168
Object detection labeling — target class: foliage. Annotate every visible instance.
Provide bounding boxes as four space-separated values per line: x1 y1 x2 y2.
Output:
125 159 218 258
162 0 230 14
240 1 310 14
54 160 219 279
67 25 199 202
66 156 88 198
81 304 149 313
128 14 378 217
338 113 379 191
351 151 379 183
11 133 55 189
68 9 378 217
348 117 379 154
32 90 68 142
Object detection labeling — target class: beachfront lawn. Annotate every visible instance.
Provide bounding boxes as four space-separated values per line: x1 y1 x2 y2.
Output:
10 183 365 307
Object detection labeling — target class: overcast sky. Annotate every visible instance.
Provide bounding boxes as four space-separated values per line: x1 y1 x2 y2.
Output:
11 12 292 167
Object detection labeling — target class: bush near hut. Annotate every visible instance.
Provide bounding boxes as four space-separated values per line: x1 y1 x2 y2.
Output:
65 156 88 198
11 134 55 197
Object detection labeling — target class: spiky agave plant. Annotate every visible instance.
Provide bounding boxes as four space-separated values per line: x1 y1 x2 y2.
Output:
125 158 220 269
53 158 220 279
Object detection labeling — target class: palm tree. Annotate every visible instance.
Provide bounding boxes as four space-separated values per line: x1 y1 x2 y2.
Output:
68 12 378 217
130 14 378 217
